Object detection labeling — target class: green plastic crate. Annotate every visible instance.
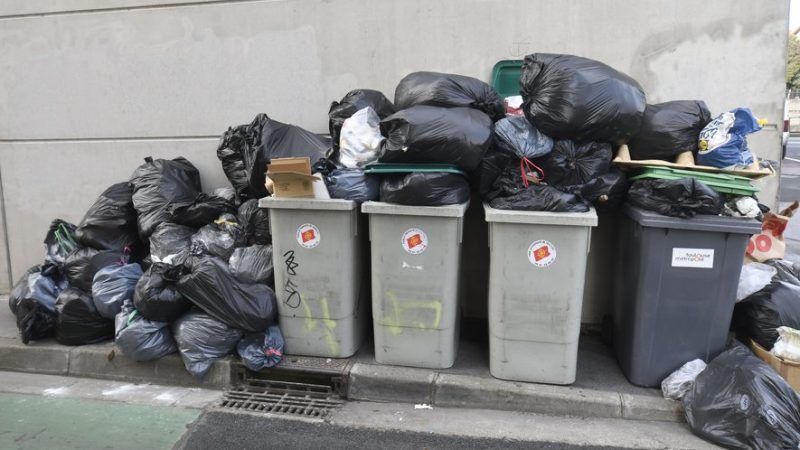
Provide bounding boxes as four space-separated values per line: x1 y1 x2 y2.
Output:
491 60 523 98
630 166 758 196
363 163 466 177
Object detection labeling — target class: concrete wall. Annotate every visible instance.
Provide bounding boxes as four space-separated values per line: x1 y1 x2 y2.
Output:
0 0 790 295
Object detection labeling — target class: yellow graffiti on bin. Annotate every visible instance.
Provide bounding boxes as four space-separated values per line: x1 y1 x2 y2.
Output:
383 291 442 335
300 295 340 356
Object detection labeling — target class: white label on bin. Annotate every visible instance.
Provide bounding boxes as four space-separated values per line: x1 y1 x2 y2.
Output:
402 228 428 255
528 240 556 267
296 223 321 249
671 248 714 269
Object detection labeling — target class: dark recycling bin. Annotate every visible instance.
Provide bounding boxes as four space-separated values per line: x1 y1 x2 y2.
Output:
612 204 761 387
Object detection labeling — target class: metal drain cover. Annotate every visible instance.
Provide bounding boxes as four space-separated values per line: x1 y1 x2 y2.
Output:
219 379 344 418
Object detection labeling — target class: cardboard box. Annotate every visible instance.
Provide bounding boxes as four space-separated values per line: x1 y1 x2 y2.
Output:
750 340 800 392
266 157 322 198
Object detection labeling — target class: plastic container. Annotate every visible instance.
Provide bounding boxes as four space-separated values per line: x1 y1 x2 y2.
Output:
484 205 598 384
491 60 524 98
612 204 762 387
259 197 368 358
361 201 468 369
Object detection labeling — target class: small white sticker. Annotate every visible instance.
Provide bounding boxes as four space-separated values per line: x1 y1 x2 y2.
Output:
296 223 321 248
528 240 556 267
671 248 714 269
402 228 428 255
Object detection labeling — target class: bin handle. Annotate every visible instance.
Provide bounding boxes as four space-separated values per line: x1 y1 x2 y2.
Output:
457 216 464 244
586 227 592 255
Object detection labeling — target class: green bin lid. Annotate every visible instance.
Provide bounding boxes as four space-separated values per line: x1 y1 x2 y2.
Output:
491 60 524 98
630 166 758 196
363 163 466 177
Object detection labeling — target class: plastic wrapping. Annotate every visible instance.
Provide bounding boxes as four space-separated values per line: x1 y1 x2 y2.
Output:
237 199 271 246
15 298 57 345
55 287 114 345
229 245 274 286
338 107 383 168
44 220 79 269
133 263 192 323
91 263 143 319
764 259 800 286
172 309 243 379
661 359 707 401
772 326 800 362
494 116 554 159
737 263 778 302
697 108 761 169
325 169 379 203
189 215 242 260
379 172 470 207
627 178 724 218
535 140 613 188
74 182 139 252
732 281 800 350
212 187 236 203
683 344 800 449
149 222 195 266
628 101 712 160
236 325 285 371
489 184 590 212
176 256 277 333
167 193 236 229
561 170 628 212
394 71 505 121
329 89 395 151
379 106 492 172
64 248 126 292
520 53 646 145
115 300 177 362
10 263 65 343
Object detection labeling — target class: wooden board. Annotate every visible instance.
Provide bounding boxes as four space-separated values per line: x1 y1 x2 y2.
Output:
612 145 774 180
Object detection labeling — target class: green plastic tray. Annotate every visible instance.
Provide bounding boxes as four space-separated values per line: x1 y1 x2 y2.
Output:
363 163 466 177
630 166 758 196
491 60 523 98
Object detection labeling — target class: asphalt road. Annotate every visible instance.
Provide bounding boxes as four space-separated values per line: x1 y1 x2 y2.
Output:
780 137 800 205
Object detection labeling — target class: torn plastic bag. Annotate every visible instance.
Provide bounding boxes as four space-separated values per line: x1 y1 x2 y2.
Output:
732 281 800 350
172 309 243 379
55 287 114 345
237 199 271 246
229 245 274 286
561 170 628 212
489 184 590 212
379 106 492 172
212 187 236 203
133 263 191 323
661 359 706 401
325 169 379 203
177 256 277 333
627 178 724 218
189 215 243 260
15 297 57 344
380 172 470 207
64 248 127 292
628 101 712 160
75 182 139 252
338 107 384 168
115 300 177 362
697 108 761 169
216 114 328 200
394 71 505 121
683 344 800 449
329 89 395 151
764 259 800 286
494 116 554 160
44 220 79 269
237 325 285 371
737 263 778 302
167 193 237 229
92 263 143 319
535 140 613 188
149 222 195 266
129 157 202 238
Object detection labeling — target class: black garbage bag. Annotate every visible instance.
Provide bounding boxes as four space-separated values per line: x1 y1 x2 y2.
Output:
764 259 800 286
627 101 712 160
9 263 66 316
380 172 470 206
167 193 237 229
494 116 554 159
189 214 243 260
176 256 277 333
237 325 285 371
149 222 195 266
64 248 126 292
173 309 243 379
683 344 800 449
74 182 139 252
55 287 114 345
394 71 505 121
133 263 191 323
627 178 724 218
520 53 646 145
91 263 143 320
229 245 274 286
237 199 271 246
475 146 515 200
731 281 800 350
325 169 379 203
561 170 629 212
129 157 202 239
9 266 38 316
489 184 590 212
535 140 613 188
379 106 492 172
329 89 395 150
217 114 328 200
15 297 57 344
212 187 237 203
115 300 177 362
44 219 79 269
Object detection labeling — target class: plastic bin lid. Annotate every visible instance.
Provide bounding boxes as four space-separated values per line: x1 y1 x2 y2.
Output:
623 204 762 234
361 201 469 218
491 60 524 98
363 163 466 177
258 197 358 211
483 203 598 227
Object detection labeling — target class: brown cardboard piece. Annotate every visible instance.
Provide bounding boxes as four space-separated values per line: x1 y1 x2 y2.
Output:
266 157 317 198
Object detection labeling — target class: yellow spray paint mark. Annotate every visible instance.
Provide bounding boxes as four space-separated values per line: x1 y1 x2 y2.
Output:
300 295 340 356
383 291 443 335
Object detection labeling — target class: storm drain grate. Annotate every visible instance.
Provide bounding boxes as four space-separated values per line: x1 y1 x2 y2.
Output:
219 379 344 418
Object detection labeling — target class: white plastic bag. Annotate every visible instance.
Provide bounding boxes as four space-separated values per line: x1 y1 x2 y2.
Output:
661 359 707 400
737 262 777 301
771 326 800 362
339 107 383 168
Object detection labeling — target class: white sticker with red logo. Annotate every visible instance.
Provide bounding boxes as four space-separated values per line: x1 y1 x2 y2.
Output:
671 248 714 269
528 240 556 267
296 223 321 249
401 228 428 255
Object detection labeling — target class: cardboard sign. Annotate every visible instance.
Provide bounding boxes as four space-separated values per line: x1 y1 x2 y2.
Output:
746 201 799 262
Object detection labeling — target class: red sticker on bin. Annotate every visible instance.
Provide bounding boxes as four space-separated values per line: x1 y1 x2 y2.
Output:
528 240 556 267
295 223 320 249
401 228 428 255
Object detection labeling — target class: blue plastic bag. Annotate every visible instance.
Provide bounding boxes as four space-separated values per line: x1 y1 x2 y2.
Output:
697 108 761 169
236 325 285 371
